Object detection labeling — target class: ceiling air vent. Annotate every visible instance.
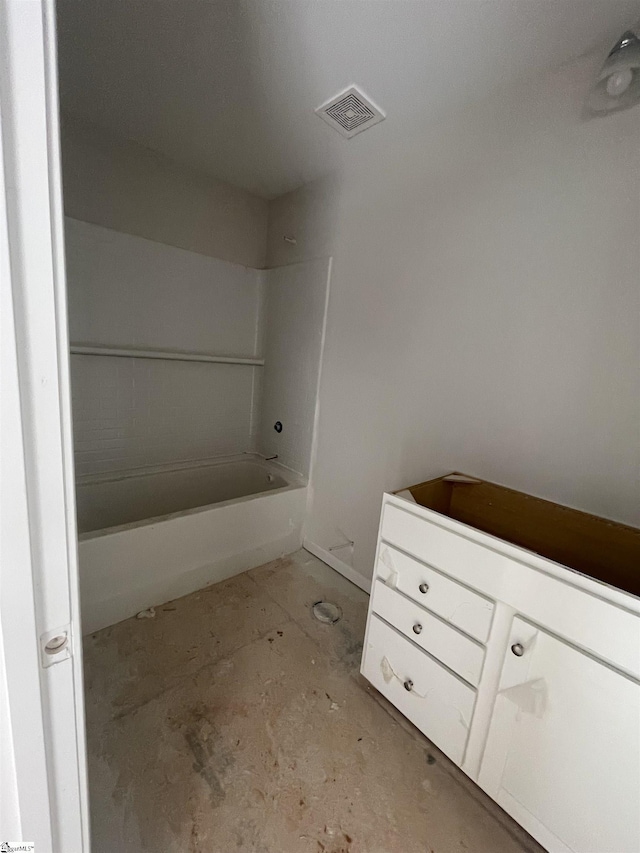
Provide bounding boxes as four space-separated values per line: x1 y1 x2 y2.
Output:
315 85 385 138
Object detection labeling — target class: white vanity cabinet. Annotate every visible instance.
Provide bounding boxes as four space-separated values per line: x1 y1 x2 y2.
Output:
361 474 640 853
480 617 640 853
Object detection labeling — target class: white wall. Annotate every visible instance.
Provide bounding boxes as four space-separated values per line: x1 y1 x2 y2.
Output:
259 258 331 476
266 52 640 586
66 218 263 353
267 177 338 267
61 114 268 268
67 218 265 476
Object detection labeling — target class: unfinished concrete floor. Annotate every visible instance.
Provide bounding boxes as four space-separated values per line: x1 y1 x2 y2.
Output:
83 549 542 853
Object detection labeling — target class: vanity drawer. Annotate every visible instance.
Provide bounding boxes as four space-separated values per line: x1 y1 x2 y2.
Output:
376 542 494 643
362 614 476 766
371 580 484 685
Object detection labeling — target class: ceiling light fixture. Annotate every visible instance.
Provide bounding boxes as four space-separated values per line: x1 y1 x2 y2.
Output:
587 28 640 115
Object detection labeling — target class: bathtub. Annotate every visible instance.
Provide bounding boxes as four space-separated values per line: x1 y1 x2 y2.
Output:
76 455 306 633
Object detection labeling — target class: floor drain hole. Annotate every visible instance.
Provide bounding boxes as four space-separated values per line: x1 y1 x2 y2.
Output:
312 601 342 624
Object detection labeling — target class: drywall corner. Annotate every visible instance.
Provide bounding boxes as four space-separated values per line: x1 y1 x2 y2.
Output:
266 175 339 268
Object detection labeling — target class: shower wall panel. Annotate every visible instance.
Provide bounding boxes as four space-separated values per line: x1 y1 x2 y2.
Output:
259 258 331 477
66 218 264 476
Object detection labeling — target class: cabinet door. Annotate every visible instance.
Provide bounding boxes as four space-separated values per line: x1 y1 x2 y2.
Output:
479 617 640 853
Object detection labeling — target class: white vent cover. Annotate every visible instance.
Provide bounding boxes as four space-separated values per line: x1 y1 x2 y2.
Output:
315 85 385 138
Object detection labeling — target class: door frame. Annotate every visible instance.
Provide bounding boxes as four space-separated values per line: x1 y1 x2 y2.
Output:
1 0 89 849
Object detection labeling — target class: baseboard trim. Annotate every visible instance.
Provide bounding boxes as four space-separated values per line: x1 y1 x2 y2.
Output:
303 538 371 594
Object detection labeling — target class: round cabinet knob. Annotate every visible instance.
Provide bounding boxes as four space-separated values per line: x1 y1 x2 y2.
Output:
403 679 414 692
511 642 525 657
412 623 423 635
418 582 429 594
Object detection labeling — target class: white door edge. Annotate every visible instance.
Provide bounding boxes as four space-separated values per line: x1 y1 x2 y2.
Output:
0 0 90 849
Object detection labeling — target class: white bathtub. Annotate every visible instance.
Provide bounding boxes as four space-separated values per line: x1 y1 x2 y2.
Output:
77 455 306 633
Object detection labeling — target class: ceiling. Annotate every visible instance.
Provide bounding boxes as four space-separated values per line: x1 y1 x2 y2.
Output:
56 0 640 199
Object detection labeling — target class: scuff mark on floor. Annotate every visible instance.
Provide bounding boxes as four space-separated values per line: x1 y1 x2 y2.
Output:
184 725 227 805
314 824 354 853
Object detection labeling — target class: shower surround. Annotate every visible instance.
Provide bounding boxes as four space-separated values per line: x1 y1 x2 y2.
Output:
67 218 330 631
